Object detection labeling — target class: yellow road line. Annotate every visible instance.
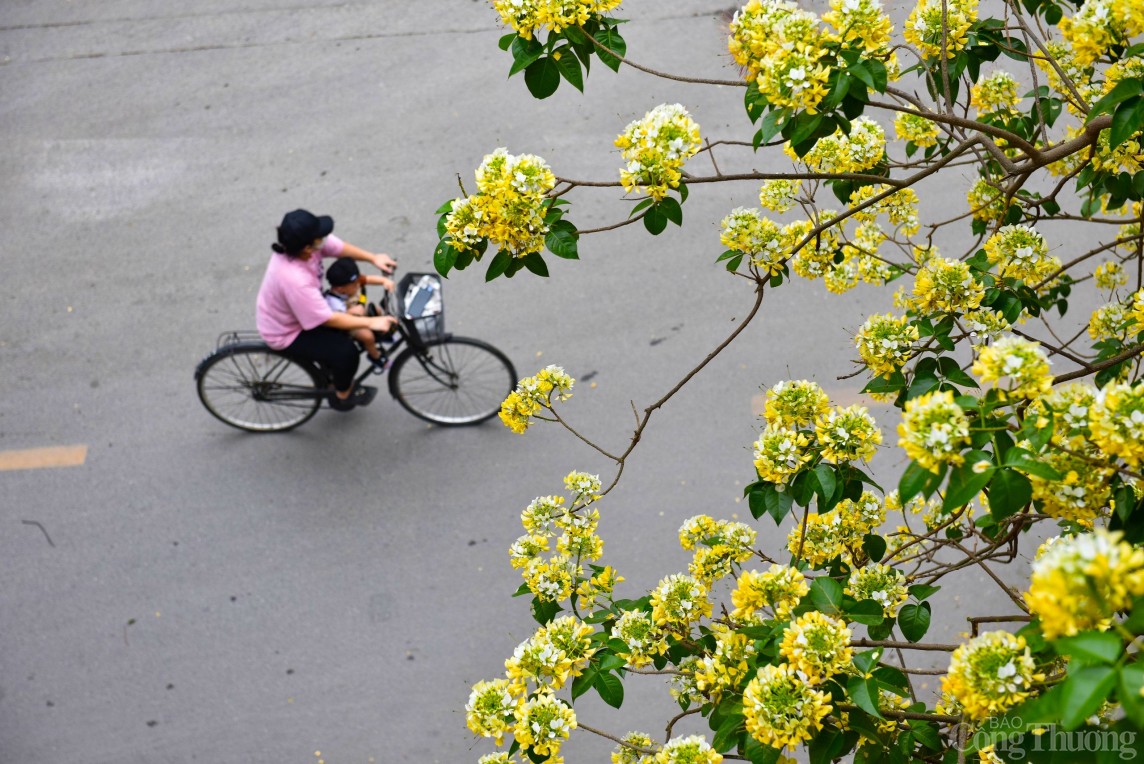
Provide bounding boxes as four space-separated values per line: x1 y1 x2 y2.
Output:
0 445 88 471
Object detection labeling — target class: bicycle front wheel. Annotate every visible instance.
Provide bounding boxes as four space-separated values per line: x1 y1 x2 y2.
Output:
388 337 516 426
196 343 325 432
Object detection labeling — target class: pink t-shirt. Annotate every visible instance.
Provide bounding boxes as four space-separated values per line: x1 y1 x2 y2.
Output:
256 235 346 349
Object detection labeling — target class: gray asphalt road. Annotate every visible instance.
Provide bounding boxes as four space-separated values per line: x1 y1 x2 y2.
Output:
0 2 1099 763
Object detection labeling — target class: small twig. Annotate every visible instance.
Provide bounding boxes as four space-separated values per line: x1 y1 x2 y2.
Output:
21 519 55 547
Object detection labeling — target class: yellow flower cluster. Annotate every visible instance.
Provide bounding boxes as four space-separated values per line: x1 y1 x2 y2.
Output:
789 215 844 282
612 732 659 764
910 257 985 316
983 225 1058 285
731 564 810 621
823 0 894 54
1034 40 1096 115
505 616 596 692
1094 261 1127 292
942 630 1042 722
786 117 887 174
787 492 886 567
759 178 801 213
754 382 882 486
447 148 556 259
743 664 833 749
815 404 883 463
967 178 1009 223
1026 529 1144 638
511 470 613 606
679 515 758 585
720 207 786 276
845 563 910 617
903 0 978 59
971 335 1053 399
765 379 831 426
894 112 940 148
467 678 519 745
1089 382 1144 467
971 71 1022 116
513 692 577 758
1133 288 1144 333
694 624 758 698
616 103 701 201
729 1 834 113
1059 0 1135 67
1088 302 1130 341
500 365 575 433
655 735 722 764
613 610 668 667
779 611 853 682
493 0 623 40
964 309 1011 344
1028 448 1113 528
855 313 919 378
651 573 712 634
898 389 972 472
848 184 921 236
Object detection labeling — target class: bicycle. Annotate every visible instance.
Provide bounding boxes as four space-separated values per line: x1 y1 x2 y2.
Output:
194 272 517 432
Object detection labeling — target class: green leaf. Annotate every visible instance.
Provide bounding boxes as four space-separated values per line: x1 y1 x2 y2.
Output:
1119 665 1144 728
546 226 580 259
433 240 458 276
943 451 995 511
521 252 549 277
643 205 668 235
848 62 875 91
744 735 783 764
899 461 943 504
485 249 513 281
816 463 839 498
593 27 626 71
1054 631 1123 665
853 649 883 675
1109 97 1144 150
524 56 561 99
570 666 598 701
1088 78 1144 120
531 595 560 625
847 675 884 718
498 33 516 51
552 47 584 92
788 112 825 149
862 533 886 563
509 36 544 76
987 468 1032 520
765 486 794 525
593 671 625 709
897 602 931 643
847 599 888 626
1060 666 1117 729
1003 448 1062 481
658 197 684 226
809 576 844 615
758 110 785 145
712 709 744 753
907 584 940 601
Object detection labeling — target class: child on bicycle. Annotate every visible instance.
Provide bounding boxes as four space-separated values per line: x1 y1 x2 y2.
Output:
324 257 395 371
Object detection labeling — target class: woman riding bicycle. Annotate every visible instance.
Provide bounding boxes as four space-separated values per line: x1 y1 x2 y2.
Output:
256 209 398 411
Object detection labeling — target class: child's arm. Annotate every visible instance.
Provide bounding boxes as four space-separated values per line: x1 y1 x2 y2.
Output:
363 274 395 292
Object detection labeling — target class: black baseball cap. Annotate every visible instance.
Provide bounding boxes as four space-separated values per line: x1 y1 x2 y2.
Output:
326 257 361 287
276 209 334 254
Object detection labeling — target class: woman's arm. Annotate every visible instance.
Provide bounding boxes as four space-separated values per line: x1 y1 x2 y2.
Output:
324 312 397 333
340 241 397 275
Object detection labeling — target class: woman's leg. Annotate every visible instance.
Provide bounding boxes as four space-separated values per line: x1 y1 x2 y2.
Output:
286 327 360 395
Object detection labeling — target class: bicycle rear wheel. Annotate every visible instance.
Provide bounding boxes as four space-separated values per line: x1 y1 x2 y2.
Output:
387 337 516 426
196 343 325 432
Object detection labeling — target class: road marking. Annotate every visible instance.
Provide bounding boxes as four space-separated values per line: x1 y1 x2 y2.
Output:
0 445 88 471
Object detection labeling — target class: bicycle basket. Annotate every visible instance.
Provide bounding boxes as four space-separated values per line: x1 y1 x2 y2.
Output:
397 272 445 345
